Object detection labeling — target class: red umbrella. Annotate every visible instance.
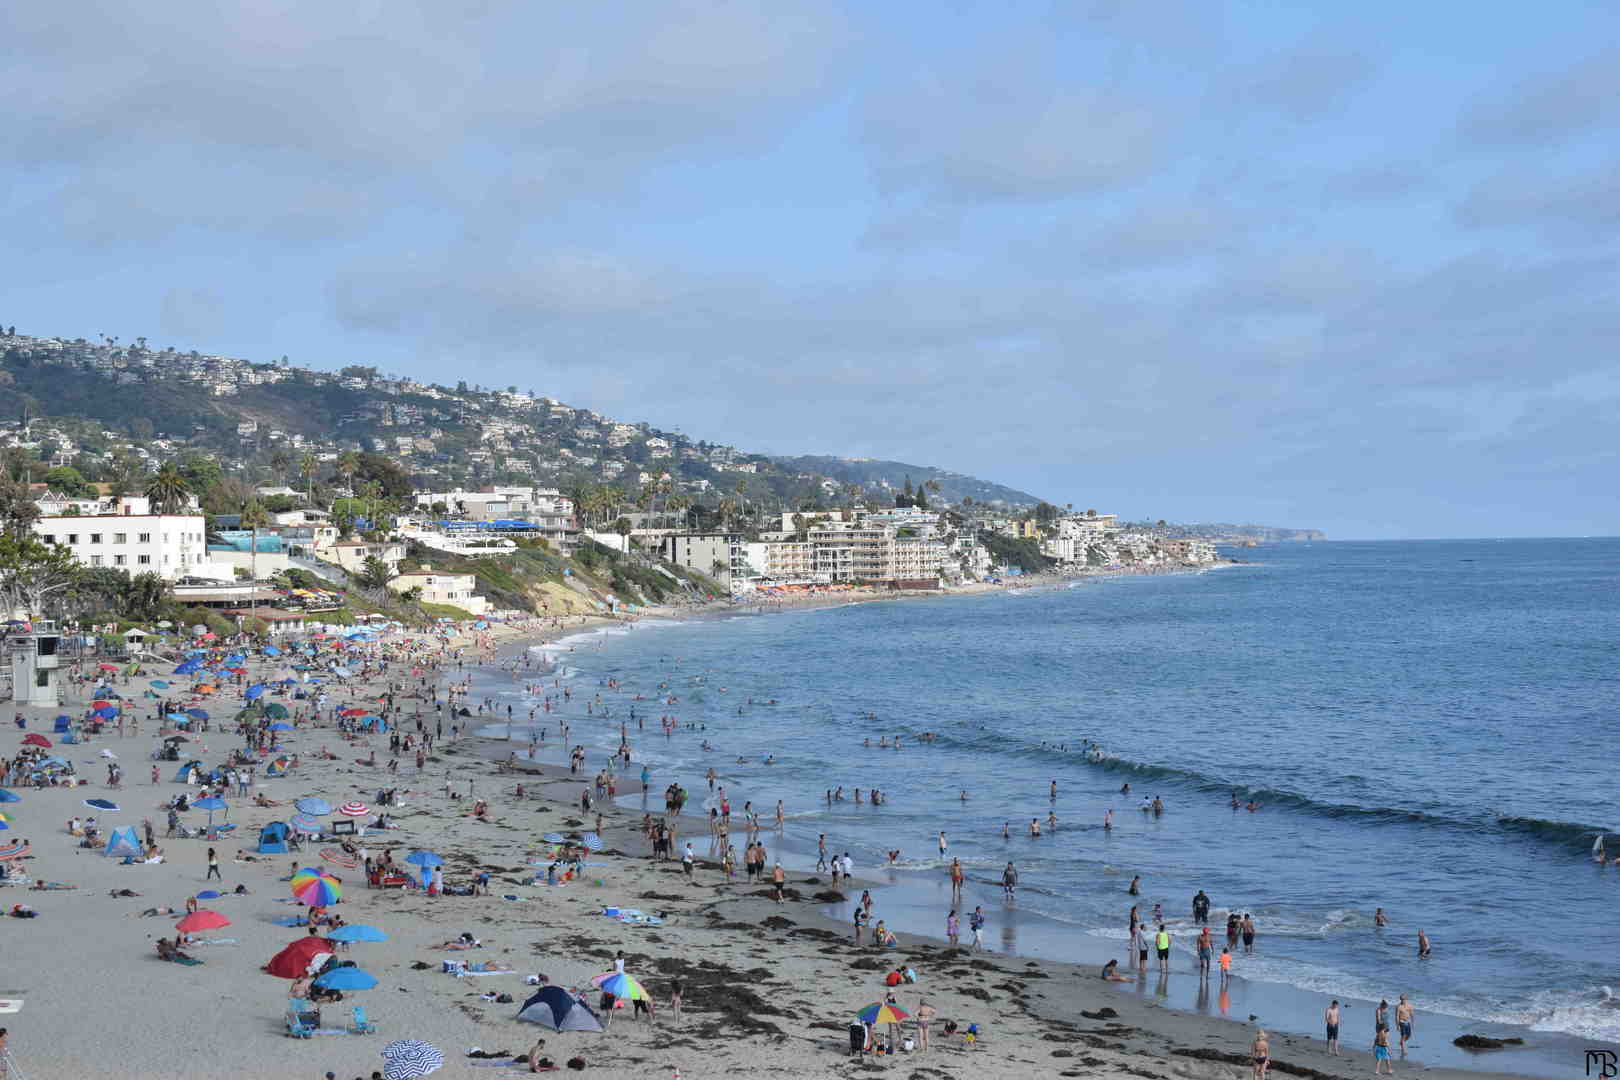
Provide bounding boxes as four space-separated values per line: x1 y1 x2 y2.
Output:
21 734 51 748
176 909 231 933
265 935 334 978
97 663 119 672
91 700 113 709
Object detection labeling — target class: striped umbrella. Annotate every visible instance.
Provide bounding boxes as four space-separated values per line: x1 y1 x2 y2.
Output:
292 870 342 907
541 833 564 844
589 972 650 1001
319 847 359 869
856 1001 910 1025
294 797 332 817
580 833 603 852
381 1040 445 1080
0 840 29 860
288 814 324 834
337 802 369 817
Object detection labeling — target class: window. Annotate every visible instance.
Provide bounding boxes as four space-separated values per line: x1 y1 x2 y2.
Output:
138 532 151 543
89 555 103 567
90 533 103 544
67 534 79 545
114 533 127 544
137 555 152 566
113 554 127 567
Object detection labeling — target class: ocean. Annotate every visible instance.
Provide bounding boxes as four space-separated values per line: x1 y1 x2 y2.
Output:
473 538 1620 1066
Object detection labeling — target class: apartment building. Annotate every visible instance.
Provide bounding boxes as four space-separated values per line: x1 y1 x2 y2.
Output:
33 513 228 581
387 565 489 615
657 533 748 589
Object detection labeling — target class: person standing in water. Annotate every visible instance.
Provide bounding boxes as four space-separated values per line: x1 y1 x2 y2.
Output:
1324 1000 1341 1055
1001 862 1017 900
1417 929 1430 958
938 831 947 858
948 858 964 901
1155 923 1171 971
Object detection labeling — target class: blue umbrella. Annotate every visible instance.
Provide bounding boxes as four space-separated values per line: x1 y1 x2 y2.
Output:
193 796 229 824
174 662 200 675
262 645 281 657
167 713 190 723
405 850 442 868
149 680 171 689
294 797 332 816
83 798 120 811
328 924 387 943
224 654 245 666
245 684 265 700
580 833 603 852
186 708 209 721
314 967 378 991
93 706 118 719
196 889 222 899
0 790 20 804
541 833 564 843
268 722 294 732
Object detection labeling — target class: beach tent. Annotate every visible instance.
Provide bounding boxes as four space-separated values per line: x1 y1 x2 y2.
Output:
52 716 71 733
103 826 142 858
517 986 603 1032
174 761 203 783
265 757 291 778
258 821 291 854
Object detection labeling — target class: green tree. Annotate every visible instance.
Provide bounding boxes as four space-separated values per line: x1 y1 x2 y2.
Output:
178 456 223 497
144 465 192 514
43 465 89 496
0 534 79 617
335 451 361 494
354 556 397 591
0 472 40 539
299 453 319 504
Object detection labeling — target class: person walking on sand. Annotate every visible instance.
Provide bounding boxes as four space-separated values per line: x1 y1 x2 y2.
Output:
946 908 959 946
205 847 221 881
916 999 936 1050
1373 1025 1393 1074
1325 999 1341 1055
1395 995 1415 1057
1251 1029 1270 1080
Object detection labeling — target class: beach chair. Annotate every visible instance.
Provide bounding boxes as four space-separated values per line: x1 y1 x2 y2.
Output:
286 999 318 1038
350 1004 376 1034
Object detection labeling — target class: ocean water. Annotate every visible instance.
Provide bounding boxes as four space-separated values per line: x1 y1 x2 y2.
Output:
475 538 1620 1052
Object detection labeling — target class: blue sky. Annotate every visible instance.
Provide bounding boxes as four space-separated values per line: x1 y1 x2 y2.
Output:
3 0 1617 538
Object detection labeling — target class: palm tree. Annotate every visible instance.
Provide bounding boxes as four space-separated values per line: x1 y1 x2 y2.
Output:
717 497 737 531
299 453 319 505
145 464 191 514
335 451 361 495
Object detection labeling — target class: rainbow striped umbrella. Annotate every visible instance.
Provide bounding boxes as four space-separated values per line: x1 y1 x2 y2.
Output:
589 972 650 1001
856 1001 911 1025
292 869 342 906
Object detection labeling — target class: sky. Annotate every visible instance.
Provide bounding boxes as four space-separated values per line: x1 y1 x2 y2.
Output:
3 1 1617 539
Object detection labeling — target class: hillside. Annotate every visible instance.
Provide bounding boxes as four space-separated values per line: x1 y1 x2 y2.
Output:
770 454 1042 508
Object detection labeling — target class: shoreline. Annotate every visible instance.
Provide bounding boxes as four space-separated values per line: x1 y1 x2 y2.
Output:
465 600 1593 1080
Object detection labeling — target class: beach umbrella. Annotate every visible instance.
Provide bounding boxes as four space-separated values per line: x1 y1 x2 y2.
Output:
176 909 231 933
0 840 31 860
20 734 50 748
0 813 10 829
233 707 261 722
245 684 265 700
197 889 222 900
93 706 119 720
265 936 333 978
268 722 293 732
149 680 170 689
339 708 366 717
517 986 603 1032
97 663 118 672
294 797 332 817
404 850 442 868
99 749 117 759
262 645 281 657
263 703 289 719
327 924 387 943
315 966 378 991
338 802 369 818
580 833 603 852
541 833 564 844
381 1040 444 1080
91 699 113 709
319 847 359 869
292 871 342 907
590 972 650 1000
167 713 190 723
856 1001 911 1025
83 798 120 811
288 814 324 835
193 795 229 825
186 708 209 721
163 735 190 744
0 790 20 803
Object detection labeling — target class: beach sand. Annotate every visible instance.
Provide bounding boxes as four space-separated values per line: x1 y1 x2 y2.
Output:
0 615 1537 1080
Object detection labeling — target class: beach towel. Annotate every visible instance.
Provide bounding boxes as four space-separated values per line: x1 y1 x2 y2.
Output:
193 938 238 946
167 955 203 966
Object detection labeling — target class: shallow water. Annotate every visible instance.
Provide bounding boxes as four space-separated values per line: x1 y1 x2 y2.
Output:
475 538 1620 1053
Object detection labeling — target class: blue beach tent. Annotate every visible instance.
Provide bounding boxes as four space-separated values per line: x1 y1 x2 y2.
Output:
258 821 290 854
103 826 142 858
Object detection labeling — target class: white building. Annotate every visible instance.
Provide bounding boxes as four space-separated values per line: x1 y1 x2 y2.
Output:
33 513 230 581
386 565 489 615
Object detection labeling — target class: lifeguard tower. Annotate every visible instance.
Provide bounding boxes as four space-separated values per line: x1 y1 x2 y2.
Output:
8 619 62 708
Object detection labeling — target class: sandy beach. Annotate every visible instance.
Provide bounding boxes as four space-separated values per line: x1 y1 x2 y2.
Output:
0 609 1541 1080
